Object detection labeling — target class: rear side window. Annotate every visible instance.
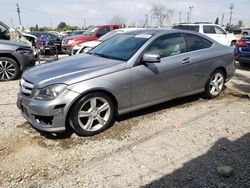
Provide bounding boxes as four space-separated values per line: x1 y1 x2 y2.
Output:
203 26 216 34
173 25 199 32
185 33 212 51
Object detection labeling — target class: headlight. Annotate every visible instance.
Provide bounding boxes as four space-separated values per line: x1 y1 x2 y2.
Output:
67 40 74 45
32 84 67 100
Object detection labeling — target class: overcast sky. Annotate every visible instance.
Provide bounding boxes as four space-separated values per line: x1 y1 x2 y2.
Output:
0 0 249 28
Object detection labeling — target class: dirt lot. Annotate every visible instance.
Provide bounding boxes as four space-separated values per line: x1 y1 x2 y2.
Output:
0 62 249 188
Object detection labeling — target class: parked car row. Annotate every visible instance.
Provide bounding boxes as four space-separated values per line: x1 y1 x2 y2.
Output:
29 31 63 55
61 24 121 54
71 28 146 55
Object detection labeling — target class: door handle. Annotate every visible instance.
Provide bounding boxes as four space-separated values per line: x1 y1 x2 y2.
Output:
181 57 190 64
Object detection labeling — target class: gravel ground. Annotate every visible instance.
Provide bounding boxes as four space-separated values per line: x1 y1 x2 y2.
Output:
0 61 249 188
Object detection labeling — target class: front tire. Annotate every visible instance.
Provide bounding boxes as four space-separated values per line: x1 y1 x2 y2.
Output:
69 92 115 136
0 57 20 81
202 70 225 99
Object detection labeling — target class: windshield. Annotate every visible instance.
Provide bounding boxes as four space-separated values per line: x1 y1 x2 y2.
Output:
83 26 98 36
98 30 122 42
173 25 199 32
90 33 152 61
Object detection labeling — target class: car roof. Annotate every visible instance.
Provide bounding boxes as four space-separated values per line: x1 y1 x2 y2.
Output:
176 23 217 26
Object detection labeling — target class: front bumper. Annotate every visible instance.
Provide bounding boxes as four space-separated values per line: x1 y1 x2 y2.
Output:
17 89 80 133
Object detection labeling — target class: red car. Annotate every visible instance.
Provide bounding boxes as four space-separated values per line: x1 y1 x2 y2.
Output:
61 25 121 54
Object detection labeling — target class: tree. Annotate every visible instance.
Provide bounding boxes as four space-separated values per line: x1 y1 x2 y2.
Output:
57 22 67 31
151 4 174 27
109 15 125 25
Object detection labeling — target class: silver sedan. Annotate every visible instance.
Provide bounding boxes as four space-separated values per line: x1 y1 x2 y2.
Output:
17 29 235 136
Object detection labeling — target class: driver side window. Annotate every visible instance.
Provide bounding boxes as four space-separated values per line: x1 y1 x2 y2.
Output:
146 33 186 58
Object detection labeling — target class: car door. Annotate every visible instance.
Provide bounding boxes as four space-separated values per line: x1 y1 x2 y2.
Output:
203 25 228 45
131 33 196 107
184 33 215 90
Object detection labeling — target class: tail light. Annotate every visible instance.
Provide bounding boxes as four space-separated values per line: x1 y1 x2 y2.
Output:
236 40 247 47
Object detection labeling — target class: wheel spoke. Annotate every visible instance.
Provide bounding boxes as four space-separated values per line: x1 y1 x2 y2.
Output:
7 64 14 69
90 98 97 110
1 72 5 79
6 71 14 76
4 71 10 79
84 117 94 131
98 102 109 113
210 86 216 93
217 78 223 84
96 115 106 125
78 110 91 117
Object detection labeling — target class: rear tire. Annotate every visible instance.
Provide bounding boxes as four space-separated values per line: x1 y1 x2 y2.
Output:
202 70 225 99
0 57 20 81
69 92 115 136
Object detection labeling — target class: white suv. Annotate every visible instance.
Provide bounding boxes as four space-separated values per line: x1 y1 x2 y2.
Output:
173 23 237 46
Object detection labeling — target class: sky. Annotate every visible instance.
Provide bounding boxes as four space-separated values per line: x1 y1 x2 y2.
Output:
0 0 249 29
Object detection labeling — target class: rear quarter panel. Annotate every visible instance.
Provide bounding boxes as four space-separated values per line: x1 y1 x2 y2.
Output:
191 44 234 89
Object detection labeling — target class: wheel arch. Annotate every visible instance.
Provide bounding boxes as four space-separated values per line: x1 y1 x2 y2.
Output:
213 67 227 78
0 53 20 68
65 88 119 129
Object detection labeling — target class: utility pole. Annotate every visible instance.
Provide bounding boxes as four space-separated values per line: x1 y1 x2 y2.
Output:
187 12 190 23
179 12 182 23
189 6 194 23
221 13 225 26
229 3 234 25
16 3 22 27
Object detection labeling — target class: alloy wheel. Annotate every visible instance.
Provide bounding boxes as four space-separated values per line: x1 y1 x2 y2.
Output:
0 60 16 80
209 72 224 96
77 97 111 132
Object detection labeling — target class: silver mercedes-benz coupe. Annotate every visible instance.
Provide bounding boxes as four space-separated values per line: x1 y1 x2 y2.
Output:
17 29 235 136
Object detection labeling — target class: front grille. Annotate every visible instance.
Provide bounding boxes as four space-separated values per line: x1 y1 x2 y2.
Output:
20 78 34 96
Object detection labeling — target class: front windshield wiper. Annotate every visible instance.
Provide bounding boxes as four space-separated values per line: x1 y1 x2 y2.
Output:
92 52 125 61
92 52 110 58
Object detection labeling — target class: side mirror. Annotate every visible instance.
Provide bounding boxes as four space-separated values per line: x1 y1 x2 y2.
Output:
142 53 161 63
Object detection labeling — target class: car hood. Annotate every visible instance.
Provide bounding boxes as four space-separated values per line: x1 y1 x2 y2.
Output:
23 54 126 88
0 39 31 48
